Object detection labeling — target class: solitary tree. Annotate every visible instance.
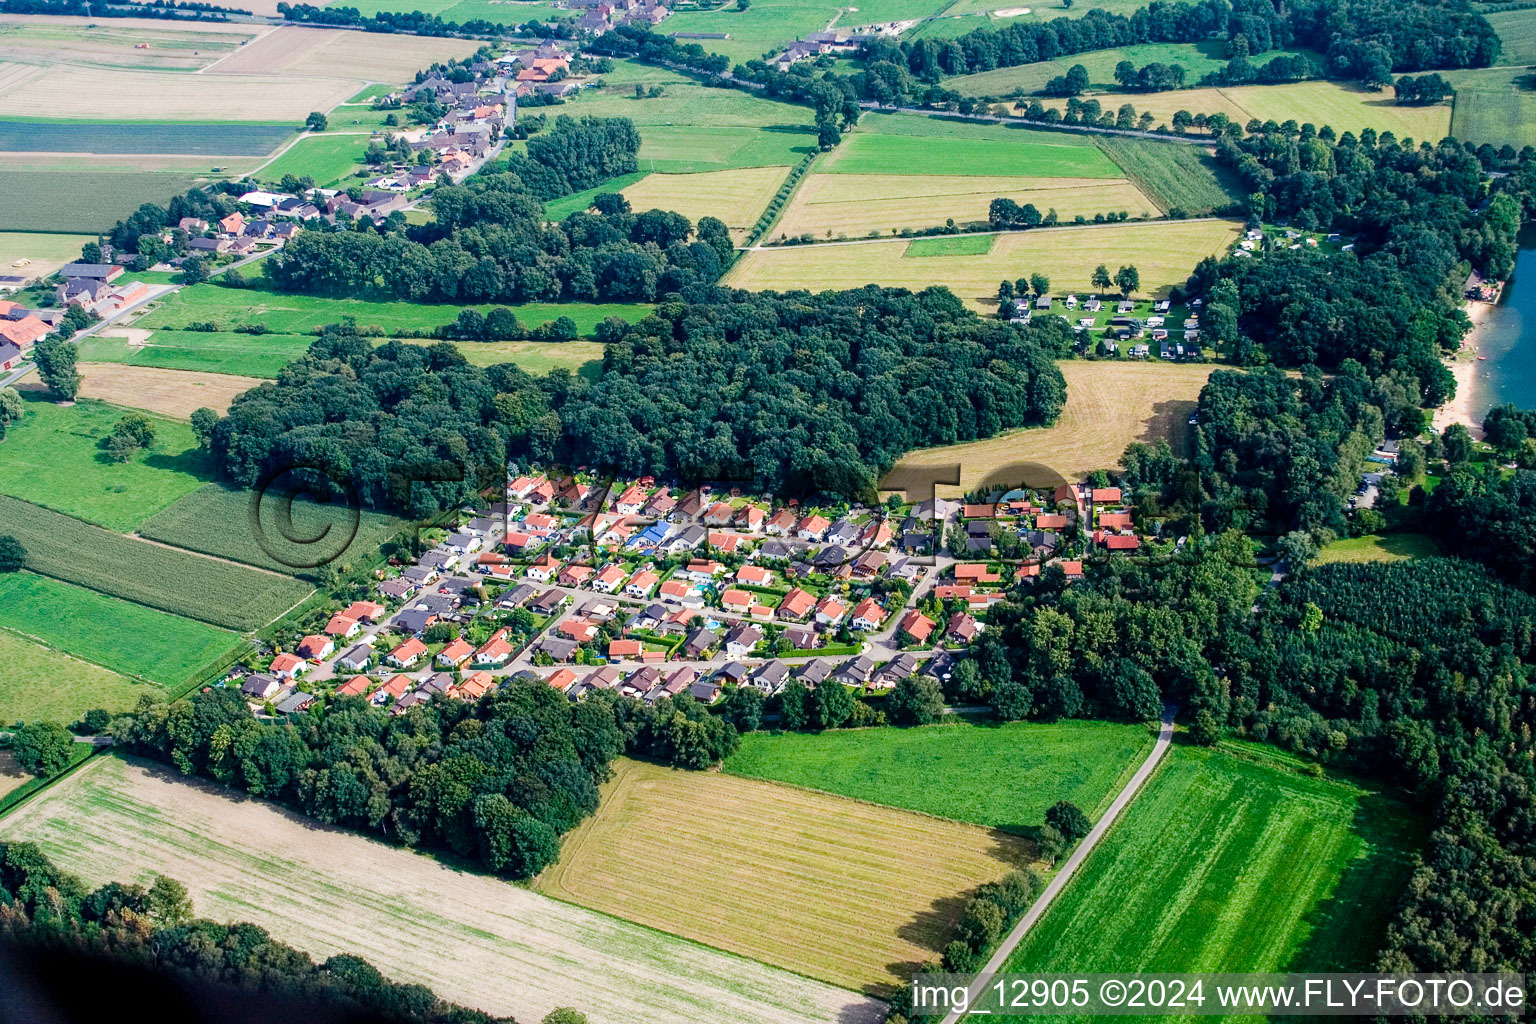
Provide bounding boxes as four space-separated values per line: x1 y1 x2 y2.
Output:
147 875 194 926
12 721 73 778
306 111 328 132
1045 800 1091 842
887 675 945 725
1115 264 1140 296
1092 264 1112 290
31 336 80 401
1029 272 1050 297
0 534 24 573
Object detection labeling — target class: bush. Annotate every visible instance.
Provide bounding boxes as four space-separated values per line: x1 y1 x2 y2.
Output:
11 722 74 778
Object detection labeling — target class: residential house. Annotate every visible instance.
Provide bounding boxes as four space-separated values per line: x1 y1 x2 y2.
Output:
724 624 761 658
241 674 281 700
752 660 790 693
387 638 427 667
897 609 936 644
736 564 773 587
814 596 847 627
683 627 718 659
335 644 373 672
296 634 334 661
609 638 643 660
796 514 831 541
474 628 515 666
324 613 360 638
777 587 815 621
850 597 885 631
873 653 920 689
436 638 474 667
720 588 755 614
946 612 980 644
625 569 659 598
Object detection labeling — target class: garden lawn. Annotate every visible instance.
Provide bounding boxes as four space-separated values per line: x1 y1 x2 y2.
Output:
0 392 210 531
824 114 1123 177
256 132 369 188
724 718 1155 830
136 283 650 338
1004 744 1424 984
0 572 237 689
0 494 313 632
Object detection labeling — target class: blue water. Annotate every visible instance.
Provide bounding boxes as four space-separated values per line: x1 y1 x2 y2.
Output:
1464 225 1536 422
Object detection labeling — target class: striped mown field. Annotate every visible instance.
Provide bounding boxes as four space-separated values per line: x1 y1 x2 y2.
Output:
1005 744 1423 985
536 758 1036 994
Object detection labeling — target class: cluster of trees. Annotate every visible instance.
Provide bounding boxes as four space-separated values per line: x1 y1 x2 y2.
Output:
100 185 242 266
1112 59 1188 92
0 842 514 1024
201 288 1068 512
261 121 738 305
1393 72 1453 105
853 0 1495 90
1197 49 1319 87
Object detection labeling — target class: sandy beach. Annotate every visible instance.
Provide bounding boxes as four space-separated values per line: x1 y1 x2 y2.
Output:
1432 300 1496 436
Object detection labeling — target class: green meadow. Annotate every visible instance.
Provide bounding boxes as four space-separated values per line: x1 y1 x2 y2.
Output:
0 573 237 690
0 393 210 532
824 113 1125 177
724 718 1156 831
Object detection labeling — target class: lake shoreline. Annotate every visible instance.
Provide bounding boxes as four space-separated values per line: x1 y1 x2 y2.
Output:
1433 299 1496 438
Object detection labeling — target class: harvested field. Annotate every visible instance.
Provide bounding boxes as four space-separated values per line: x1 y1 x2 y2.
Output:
205 25 481 82
621 166 791 240
76 363 260 418
0 493 313 632
772 173 1159 239
0 63 361 121
1033 81 1450 140
536 758 1036 994
0 755 882 1024
887 360 1217 491
0 16 255 71
0 231 93 279
726 219 1243 310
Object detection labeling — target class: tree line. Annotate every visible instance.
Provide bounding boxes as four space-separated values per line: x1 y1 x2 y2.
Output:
111 675 737 880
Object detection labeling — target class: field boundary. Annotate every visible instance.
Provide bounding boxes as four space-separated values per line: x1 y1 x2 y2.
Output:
747 214 1229 251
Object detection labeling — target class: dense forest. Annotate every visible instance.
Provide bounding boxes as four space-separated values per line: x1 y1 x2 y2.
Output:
200 289 1067 510
113 675 736 879
0 840 509 1023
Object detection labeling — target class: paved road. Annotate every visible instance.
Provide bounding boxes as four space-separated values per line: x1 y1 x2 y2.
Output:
938 703 1178 1024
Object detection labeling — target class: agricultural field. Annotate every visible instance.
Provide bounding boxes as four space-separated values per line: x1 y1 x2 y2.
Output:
0 629 158 726
0 169 214 232
622 166 791 240
441 339 607 376
1031 80 1451 140
1443 67 1536 150
203 25 480 83
772 172 1160 239
536 758 1035 994
0 493 313 632
0 393 210 531
724 718 1156 830
726 219 1243 309
0 572 237 690
0 14 257 71
0 119 295 155
1315 533 1441 565
1004 744 1424 979
888 360 1217 491
822 113 1125 177
1486 7 1536 65
135 282 652 339
0 231 93 279
906 234 997 256
0 755 882 1024
76 364 261 419
0 62 361 122
1092 136 1242 215
254 132 371 188
138 484 410 579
